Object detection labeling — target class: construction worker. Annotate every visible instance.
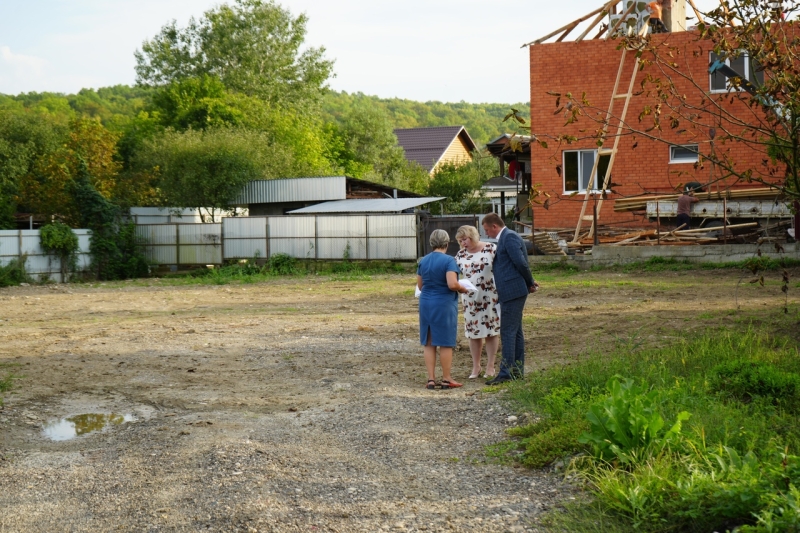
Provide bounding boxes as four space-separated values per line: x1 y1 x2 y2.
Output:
648 0 669 33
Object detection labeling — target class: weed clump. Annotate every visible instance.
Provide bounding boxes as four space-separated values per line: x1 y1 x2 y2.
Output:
0 365 17 407
502 329 800 533
710 359 800 407
0 257 30 287
267 254 299 275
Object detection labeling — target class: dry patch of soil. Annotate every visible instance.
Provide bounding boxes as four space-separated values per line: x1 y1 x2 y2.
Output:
0 270 795 532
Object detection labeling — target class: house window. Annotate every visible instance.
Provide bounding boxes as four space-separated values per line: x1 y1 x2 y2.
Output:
563 150 610 193
710 51 764 93
670 144 699 163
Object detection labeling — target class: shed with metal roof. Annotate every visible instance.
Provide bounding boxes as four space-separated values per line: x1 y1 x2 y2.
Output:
232 176 422 216
286 197 446 214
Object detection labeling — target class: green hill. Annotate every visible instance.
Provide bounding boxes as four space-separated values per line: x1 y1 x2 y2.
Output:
322 91 530 147
0 87 529 147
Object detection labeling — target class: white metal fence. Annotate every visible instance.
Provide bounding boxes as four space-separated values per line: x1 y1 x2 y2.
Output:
0 229 92 281
135 214 418 266
135 224 223 265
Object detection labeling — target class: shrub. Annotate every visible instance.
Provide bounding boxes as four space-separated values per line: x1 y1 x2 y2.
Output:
504 330 800 532
40 221 79 280
710 360 800 407
578 377 690 465
743 484 800 532
509 413 589 468
0 257 30 287
267 253 299 275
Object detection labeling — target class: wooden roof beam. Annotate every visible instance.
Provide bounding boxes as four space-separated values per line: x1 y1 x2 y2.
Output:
576 0 620 41
521 3 608 47
686 0 706 24
604 0 638 40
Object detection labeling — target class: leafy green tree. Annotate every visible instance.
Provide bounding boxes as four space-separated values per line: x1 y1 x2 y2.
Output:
17 118 123 226
150 75 245 130
322 91 532 147
426 152 495 214
322 103 428 191
329 103 405 178
0 110 68 228
136 127 329 220
71 164 149 280
134 0 334 107
39 221 79 281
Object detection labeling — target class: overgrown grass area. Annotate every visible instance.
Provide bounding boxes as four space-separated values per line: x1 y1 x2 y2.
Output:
0 258 31 287
138 254 412 286
504 328 800 532
532 255 800 275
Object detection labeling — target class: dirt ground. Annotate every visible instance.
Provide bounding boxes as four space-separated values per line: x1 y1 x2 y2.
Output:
0 268 797 532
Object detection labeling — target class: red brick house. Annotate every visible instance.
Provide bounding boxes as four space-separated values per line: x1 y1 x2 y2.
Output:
524 0 771 231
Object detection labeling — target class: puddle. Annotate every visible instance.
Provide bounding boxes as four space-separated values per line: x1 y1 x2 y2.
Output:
42 413 135 441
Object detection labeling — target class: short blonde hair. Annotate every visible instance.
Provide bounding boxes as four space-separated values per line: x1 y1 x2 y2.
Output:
455 225 480 248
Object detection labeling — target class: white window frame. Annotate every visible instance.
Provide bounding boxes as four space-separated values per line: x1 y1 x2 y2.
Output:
563 149 609 194
669 144 699 164
709 51 761 93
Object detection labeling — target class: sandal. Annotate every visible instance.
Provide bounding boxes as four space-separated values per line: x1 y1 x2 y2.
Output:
468 368 482 379
440 379 463 389
426 379 437 390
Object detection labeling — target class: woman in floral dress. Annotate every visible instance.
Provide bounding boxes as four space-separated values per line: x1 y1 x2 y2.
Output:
454 225 500 379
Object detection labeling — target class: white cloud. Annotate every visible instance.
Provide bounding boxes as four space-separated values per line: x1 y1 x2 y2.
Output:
0 46 49 94
0 46 46 73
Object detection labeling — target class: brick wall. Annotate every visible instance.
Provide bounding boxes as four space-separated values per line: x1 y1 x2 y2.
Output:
529 32 770 230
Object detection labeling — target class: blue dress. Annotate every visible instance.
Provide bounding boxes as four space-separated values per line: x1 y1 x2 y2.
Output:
417 252 460 347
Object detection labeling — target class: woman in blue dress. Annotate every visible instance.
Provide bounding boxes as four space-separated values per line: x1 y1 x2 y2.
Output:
416 229 468 390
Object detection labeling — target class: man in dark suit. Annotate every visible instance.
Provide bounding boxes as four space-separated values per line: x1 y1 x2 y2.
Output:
481 213 539 385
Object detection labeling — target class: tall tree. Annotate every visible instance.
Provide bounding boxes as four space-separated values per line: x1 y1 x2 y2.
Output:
134 0 334 107
150 75 245 131
135 127 331 221
426 152 496 214
0 110 67 228
16 118 123 226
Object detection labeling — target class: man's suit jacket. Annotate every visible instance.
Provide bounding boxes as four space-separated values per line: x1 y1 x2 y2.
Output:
493 228 535 303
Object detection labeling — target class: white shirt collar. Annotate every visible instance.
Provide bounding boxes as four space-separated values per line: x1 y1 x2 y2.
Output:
496 226 506 240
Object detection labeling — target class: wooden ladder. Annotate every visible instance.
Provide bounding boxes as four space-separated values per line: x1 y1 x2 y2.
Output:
571 42 642 243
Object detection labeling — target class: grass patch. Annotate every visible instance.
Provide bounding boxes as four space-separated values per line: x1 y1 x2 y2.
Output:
0 363 19 407
503 327 800 532
532 261 581 275
149 256 411 286
597 256 800 273
0 257 31 287
621 257 698 272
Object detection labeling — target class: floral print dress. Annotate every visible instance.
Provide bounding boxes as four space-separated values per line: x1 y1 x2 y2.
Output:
455 243 500 339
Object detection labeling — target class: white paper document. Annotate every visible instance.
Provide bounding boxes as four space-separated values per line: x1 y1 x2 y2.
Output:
458 279 477 292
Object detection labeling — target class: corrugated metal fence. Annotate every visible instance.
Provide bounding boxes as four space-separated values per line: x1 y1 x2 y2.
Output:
135 214 418 266
0 229 92 281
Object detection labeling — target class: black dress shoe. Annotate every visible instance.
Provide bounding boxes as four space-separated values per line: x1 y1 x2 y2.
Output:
485 376 512 386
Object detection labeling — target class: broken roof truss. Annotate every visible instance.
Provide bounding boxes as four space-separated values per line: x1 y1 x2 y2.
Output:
521 0 706 47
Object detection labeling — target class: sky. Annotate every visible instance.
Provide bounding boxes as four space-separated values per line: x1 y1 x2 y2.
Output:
0 0 719 104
